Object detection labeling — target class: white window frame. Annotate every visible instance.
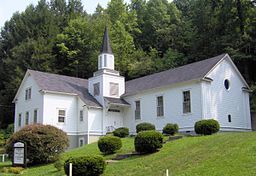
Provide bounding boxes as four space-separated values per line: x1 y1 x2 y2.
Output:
183 90 191 114
25 111 29 125
135 100 141 120
58 109 66 123
99 55 102 68
104 54 107 67
109 82 119 96
93 83 100 96
157 96 164 117
80 110 84 122
25 87 32 100
33 109 38 124
18 113 22 127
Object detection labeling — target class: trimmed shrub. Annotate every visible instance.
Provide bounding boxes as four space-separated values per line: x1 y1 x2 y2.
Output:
136 122 155 133
54 159 63 171
194 119 220 135
64 156 106 176
163 123 179 135
98 136 122 154
5 124 69 166
134 130 163 154
113 127 129 138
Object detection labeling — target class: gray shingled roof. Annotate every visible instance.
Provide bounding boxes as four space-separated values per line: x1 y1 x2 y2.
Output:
27 53 227 105
104 97 130 106
100 26 113 54
28 70 102 108
124 53 227 96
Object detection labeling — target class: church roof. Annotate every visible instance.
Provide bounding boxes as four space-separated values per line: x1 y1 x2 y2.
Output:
104 97 130 106
28 70 102 108
100 26 113 54
124 53 227 96
24 53 229 107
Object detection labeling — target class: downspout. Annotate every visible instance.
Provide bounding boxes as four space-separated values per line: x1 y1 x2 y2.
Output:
83 105 90 144
200 82 204 119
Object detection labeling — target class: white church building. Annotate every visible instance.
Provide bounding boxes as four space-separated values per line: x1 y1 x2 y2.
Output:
13 27 252 148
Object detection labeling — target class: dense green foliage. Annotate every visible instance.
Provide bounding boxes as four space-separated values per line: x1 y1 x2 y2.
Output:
136 122 156 133
134 130 163 153
194 119 220 135
6 124 69 165
163 123 179 135
98 136 122 154
113 127 129 138
64 156 106 176
0 0 255 127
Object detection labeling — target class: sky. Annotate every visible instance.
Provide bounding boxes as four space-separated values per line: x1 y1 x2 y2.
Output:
0 0 130 28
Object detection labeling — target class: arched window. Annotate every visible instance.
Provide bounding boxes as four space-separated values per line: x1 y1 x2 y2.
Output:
224 79 230 90
228 114 231 122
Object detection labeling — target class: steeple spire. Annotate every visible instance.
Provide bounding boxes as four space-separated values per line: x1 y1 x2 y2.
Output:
100 26 113 54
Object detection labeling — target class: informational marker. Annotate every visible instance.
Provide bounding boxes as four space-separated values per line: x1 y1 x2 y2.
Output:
13 141 27 167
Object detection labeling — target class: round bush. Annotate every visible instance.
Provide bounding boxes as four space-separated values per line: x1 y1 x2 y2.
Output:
64 156 106 176
163 123 179 135
134 130 163 154
98 136 122 154
5 124 69 165
113 127 129 138
136 122 155 133
194 119 220 135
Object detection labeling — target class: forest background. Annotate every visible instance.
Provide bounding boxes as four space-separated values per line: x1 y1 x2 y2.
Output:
0 0 255 128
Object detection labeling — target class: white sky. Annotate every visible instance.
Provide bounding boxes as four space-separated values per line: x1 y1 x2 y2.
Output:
0 0 130 28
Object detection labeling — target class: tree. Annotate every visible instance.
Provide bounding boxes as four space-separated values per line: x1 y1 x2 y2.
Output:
6 124 69 165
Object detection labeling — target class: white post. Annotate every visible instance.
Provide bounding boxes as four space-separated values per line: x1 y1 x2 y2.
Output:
2 154 5 162
69 163 72 176
166 169 169 176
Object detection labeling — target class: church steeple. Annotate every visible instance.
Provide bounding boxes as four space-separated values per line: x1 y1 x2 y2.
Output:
100 26 113 54
98 26 115 70
88 26 125 105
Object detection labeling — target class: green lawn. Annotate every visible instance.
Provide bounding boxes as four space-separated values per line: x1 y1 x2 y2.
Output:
1 132 256 176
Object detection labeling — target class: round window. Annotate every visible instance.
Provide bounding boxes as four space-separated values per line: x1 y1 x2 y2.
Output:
224 79 230 90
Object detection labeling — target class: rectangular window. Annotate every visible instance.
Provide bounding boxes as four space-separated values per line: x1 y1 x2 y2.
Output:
18 113 22 127
25 88 32 100
58 110 66 123
99 56 102 68
157 96 164 117
108 109 120 112
34 109 38 124
104 55 107 67
80 110 83 122
25 112 29 125
135 101 141 120
79 138 84 147
110 83 119 96
93 83 100 96
183 91 191 113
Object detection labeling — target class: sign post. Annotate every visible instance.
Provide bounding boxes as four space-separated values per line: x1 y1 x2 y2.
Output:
13 141 27 168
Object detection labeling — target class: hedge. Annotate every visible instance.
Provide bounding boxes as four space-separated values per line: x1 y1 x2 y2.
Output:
98 136 122 154
194 119 220 135
64 156 105 176
134 130 163 154
163 123 179 135
113 127 129 138
136 122 155 133
5 124 69 165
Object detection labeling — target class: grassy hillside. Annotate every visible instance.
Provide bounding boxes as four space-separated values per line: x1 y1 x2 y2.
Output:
1 132 256 176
